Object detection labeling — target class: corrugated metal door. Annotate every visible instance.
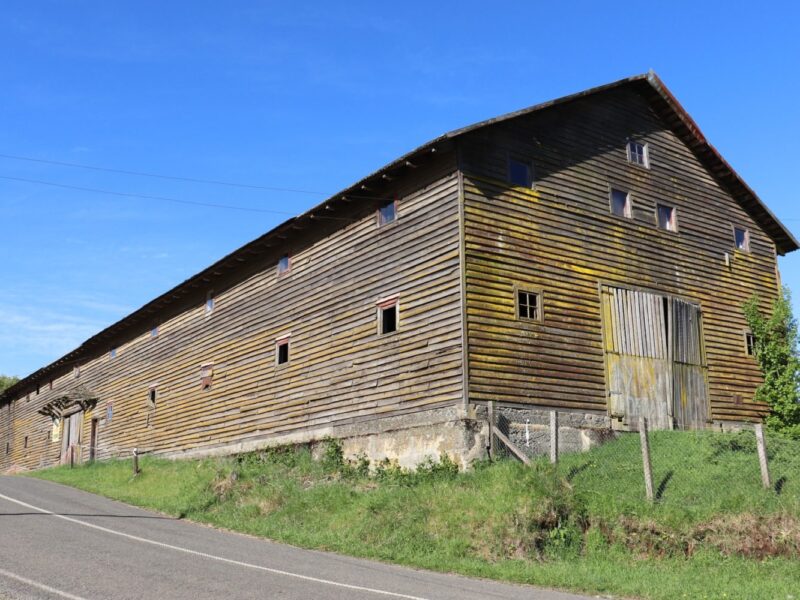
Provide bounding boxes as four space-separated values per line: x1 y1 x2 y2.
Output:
601 286 708 431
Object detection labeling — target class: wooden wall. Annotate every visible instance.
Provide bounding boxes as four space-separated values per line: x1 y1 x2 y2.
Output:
459 86 780 422
1 157 465 471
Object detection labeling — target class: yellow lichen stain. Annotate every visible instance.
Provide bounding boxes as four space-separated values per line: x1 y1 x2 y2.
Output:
568 263 602 277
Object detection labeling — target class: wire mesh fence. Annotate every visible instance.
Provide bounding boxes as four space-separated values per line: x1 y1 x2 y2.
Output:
488 408 800 524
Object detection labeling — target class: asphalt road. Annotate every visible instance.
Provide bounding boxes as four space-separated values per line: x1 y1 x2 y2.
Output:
0 476 598 600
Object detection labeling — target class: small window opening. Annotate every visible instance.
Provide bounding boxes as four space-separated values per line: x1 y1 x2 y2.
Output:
517 290 542 321
610 188 632 218
205 292 215 315
36 385 40 395
73 366 80 379
378 200 396 226
277 254 291 275
151 326 159 338
148 387 157 408
627 141 649 167
378 300 398 335
200 364 213 390
110 347 117 359
657 204 677 232
24 436 28 449
49 380 53 390
734 227 750 252
5 442 9 455
276 339 290 365
745 332 756 357
508 157 533 188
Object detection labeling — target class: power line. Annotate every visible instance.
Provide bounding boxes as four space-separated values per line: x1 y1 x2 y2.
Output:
0 152 327 196
0 175 296 216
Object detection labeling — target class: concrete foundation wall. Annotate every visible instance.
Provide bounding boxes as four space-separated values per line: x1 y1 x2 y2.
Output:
159 404 618 470
163 406 488 470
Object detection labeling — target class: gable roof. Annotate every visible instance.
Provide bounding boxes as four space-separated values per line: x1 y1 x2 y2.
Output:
2 72 795 403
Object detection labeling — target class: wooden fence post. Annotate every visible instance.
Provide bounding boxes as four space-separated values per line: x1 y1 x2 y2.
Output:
755 424 771 489
487 401 495 460
639 417 654 502
550 410 559 464
133 448 140 476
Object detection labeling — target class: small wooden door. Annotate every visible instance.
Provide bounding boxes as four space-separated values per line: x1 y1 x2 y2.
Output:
60 411 84 464
601 285 708 431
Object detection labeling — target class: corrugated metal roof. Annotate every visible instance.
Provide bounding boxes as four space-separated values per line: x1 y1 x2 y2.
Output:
2 72 795 403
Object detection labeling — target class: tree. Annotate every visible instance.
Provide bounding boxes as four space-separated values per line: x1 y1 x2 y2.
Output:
743 287 800 438
0 375 19 395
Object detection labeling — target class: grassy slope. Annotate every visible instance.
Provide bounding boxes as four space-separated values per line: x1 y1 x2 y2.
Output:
30 431 800 600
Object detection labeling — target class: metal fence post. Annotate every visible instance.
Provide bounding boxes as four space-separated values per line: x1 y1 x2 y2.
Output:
550 410 559 464
755 423 771 489
639 417 654 502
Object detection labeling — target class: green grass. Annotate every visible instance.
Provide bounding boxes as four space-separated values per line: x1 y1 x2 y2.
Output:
29 431 800 600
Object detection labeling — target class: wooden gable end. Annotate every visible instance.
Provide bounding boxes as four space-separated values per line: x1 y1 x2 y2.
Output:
459 85 780 425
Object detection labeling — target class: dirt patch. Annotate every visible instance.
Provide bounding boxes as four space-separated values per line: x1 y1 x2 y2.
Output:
603 513 800 560
694 513 800 560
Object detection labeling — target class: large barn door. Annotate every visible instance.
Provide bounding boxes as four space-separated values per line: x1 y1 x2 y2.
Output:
671 300 709 429
601 286 708 431
601 286 673 430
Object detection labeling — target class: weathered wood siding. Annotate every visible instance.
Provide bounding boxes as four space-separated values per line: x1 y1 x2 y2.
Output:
1 161 464 471
459 87 778 423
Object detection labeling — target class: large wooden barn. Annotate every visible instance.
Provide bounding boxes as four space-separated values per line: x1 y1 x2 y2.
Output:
2 72 796 472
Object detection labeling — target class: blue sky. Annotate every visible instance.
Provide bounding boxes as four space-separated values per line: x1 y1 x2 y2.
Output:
1 1 798 378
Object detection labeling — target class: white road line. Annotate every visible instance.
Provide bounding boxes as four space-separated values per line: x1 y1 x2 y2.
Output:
0 567 89 600
0 492 430 600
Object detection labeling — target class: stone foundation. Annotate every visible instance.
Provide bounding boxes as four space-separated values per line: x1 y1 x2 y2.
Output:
162 404 613 469
471 403 614 459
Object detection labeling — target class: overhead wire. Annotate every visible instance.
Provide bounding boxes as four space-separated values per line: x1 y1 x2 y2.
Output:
0 153 399 214
0 175 295 216
0 152 327 196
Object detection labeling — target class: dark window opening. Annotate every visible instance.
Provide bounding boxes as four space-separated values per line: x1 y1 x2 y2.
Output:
5 442 8 455
657 204 677 232
36 385 40 395
148 388 157 408
745 332 756 357
378 200 396 226
735 227 750 252
508 158 533 188
610 188 631 218
380 303 398 335
23 436 28 449
517 290 542 321
627 141 649 167
277 340 290 365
